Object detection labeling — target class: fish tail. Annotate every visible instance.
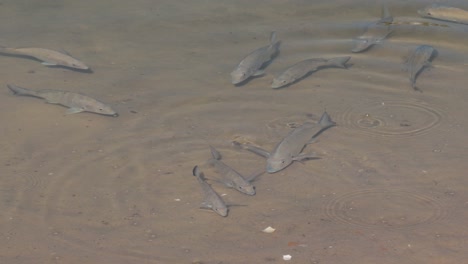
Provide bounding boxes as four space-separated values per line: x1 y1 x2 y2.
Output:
193 165 203 178
269 31 281 52
318 111 336 128
209 145 222 160
269 31 277 44
328 56 351 69
7 84 39 97
381 2 393 22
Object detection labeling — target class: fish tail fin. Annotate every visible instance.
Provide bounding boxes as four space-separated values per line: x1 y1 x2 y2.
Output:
7 84 38 97
269 31 277 44
318 111 336 128
328 56 351 69
209 145 222 160
380 2 393 23
269 31 281 52
193 165 205 179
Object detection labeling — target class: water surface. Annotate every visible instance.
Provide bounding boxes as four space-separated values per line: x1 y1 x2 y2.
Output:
1 0 468 263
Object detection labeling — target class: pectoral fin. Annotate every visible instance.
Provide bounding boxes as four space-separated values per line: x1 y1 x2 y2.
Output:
292 152 319 162
246 169 265 182
41 61 58 66
200 202 212 210
232 141 270 158
66 107 84 114
252 70 265 77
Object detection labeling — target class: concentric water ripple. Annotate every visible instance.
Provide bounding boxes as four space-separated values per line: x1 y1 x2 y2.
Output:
265 112 321 137
339 99 445 138
323 189 449 230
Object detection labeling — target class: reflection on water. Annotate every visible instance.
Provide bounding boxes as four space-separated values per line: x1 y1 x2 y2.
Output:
1 0 468 263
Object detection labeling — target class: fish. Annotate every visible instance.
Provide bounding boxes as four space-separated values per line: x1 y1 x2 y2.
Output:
7 84 118 116
192 165 228 217
271 56 351 89
233 111 335 173
404 45 436 91
0 46 89 70
209 146 261 196
418 4 468 25
231 31 280 85
351 4 393 53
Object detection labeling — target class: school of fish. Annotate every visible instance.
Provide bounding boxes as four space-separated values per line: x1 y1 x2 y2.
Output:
3 2 466 217
191 3 467 217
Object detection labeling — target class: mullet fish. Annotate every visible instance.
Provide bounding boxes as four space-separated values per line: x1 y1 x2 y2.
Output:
8 84 118 116
234 111 335 173
209 146 261 196
404 45 436 91
0 46 89 70
352 4 393 53
231 31 280 85
271 56 351 89
418 4 468 25
192 165 228 217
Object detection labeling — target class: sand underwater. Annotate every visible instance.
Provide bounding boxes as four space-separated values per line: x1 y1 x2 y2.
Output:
1 0 468 263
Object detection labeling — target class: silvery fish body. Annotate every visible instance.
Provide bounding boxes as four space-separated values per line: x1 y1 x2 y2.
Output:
405 45 436 91
231 31 280 85
352 4 393 53
266 112 335 173
192 166 228 217
271 56 351 88
7 84 118 116
233 112 335 173
0 47 89 70
418 4 468 25
209 146 255 195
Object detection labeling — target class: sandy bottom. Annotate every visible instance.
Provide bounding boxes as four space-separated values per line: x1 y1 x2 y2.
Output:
1 0 468 263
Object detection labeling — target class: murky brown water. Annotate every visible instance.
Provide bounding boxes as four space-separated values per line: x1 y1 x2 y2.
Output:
1 0 468 263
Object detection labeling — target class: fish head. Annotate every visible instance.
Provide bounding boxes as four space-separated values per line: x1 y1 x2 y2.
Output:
417 8 432 18
266 155 292 173
417 4 440 18
213 204 229 217
231 68 249 84
64 59 90 70
84 103 118 117
271 77 288 89
237 183 256 196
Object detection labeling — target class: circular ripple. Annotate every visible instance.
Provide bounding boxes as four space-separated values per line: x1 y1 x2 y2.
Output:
324 189 448 230
265 112 320 137
339 100 444 137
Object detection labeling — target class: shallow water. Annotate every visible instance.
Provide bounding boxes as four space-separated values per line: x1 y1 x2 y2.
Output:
1 0 468 263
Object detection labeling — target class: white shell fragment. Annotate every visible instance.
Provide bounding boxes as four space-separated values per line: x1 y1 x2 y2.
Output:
283 254 292 261
262 226 276 233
